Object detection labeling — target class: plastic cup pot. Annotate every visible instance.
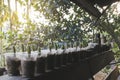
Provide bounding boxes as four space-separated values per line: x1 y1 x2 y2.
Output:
68 52 73 64
65 53 69 65
101 44 110 52
21 58 35 78
60 53 64 66
35 56 46 75
73 51 80 63
6 56 20 76
62 52 68 66
78 50 81 61
76 51 80 62
46 54 55 71
72 51 78 63
55 53 61 68
79 50 85 60
0 68 6 76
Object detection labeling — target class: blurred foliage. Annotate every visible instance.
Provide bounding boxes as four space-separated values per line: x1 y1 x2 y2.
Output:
0 0 120 54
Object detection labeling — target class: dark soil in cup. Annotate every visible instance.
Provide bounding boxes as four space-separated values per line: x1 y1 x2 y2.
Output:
101 44 110 52
0 68 6 76
46 54 55 71
86 50 97 58
55 54 61 68
62 53 68 65
93 44 101 53
65 53 68 64
68 52 73 64
6 57 20 76
21 60 35 78
80 50 91 60
87 44 101 53
60 54 64 66
35 57 46 74
79 50 86 60
72 51 80 63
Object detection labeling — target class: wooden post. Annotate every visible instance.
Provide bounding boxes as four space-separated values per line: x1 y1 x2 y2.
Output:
70 0 101 17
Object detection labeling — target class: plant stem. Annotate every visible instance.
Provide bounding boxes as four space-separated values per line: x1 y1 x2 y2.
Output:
22 44 24 53
38 47 41 56
28 45 31 58
62 44 65 53
13 46 16 57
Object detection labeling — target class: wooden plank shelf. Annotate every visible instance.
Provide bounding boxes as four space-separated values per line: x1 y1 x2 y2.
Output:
94 65 119 80
88 50 115 75
70 0 101 17
104 66 119 80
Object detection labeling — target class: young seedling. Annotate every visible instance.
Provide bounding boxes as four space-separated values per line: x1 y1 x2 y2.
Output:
67 43 69 49
62 44 66 53
32 45 36 51
78 41 81 48
21 44 25 53
58 44 60 49
55 43 58 50
38 46 41 56
13 46 16 57
71 42 73 48
27 45 31 58
74 42 76 50
54 43 58 55
76 41 79 50
49 43 52 52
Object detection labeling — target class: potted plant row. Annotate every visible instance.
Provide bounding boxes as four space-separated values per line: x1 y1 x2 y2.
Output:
5 41 108 78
